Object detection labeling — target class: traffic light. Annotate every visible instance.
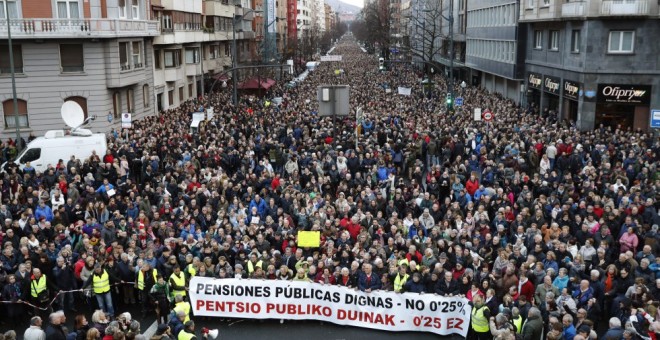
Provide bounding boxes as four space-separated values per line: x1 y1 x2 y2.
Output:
446 93 453 109
378 57 386 71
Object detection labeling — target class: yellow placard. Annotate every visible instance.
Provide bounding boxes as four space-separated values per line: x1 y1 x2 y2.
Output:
334 69 341 75
297 231 320 247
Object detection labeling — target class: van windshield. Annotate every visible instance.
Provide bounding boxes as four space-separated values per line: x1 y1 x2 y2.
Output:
18 148 41 164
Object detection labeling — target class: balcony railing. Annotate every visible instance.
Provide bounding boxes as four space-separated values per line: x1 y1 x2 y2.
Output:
601 0 650 15
561 1 586 17
0 18 160 38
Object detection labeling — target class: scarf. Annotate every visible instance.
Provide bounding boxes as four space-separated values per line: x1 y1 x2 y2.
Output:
604 273 614 292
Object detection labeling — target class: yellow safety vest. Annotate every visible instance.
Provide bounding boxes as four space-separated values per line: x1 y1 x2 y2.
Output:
471 306 489 332
247 260 262 274
393 273 409 292
177 330 195 340
185 264 197 278
31 275 47 298
137 269 158 291
398 258 409 267
170 272 187 297
513 315 522 334
174 301 191 323
93 271 111 294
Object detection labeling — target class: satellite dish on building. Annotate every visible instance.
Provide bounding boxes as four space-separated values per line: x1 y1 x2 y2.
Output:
61 101 93 136
61 101 85 128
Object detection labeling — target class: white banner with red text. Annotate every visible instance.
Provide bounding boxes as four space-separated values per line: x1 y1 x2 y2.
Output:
189 277 471 337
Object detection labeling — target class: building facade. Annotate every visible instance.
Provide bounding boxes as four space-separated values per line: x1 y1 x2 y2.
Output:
0 0 159 137
465 0 524 103
520 0 660 131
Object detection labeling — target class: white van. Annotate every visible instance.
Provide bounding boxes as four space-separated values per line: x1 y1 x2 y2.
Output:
306 61 320 72
5 131 107 173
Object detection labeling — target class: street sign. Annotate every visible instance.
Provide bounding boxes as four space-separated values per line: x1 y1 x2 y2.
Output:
121 113 132 128
321 55 342 62
651 109 660 128
482 109 494 122
317 85 350 117
455 97 464 106
474 108 482 121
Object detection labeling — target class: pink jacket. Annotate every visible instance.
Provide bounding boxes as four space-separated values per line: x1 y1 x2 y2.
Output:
619 232 638 252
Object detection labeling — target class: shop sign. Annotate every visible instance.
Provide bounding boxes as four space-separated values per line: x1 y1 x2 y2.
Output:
528 72 542 90
543 75 561 95
563 80 581 101
597 84 652 105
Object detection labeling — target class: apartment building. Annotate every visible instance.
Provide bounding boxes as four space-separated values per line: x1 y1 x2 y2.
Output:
0 0 159 137
465 0 525 102
520 0 659 130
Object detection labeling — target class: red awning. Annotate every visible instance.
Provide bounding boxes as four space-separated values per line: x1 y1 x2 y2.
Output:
238 78 276 90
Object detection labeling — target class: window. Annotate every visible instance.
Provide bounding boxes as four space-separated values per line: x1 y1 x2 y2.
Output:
0 1 18 19
188 83 193 98
162 14 172 32
64 96 88 120
527 0 534 8
60 44 84 72
549 30 559 50
113 92 122 118
167 89 174 106
542 0 549 6
2 98 28 128
118 0 127 18
210 45 219 59
185 48 199 64
534 30 542 49
608 31 634 53
224 43 230 56
126 89 134 113
19 148 40 164
132 41 142 68
143 84 150 108
154 50 161 69
179 87 184 102
571 30 580 53
57 0 80 19
0 45 23 74
131 0 139 19
119 42 130 70
164 49 180 68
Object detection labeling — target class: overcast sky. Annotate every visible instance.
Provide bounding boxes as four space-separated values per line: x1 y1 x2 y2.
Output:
341 0 363 8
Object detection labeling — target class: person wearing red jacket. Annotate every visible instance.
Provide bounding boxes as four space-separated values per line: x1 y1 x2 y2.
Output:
405 245 423 264
465 174 479 196
518 271 535 303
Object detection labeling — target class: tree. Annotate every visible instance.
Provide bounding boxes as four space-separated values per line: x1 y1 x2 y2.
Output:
407 0 445 70
352 0 390 57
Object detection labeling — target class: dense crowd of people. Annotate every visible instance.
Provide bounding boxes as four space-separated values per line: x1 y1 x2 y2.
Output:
0 34 659 340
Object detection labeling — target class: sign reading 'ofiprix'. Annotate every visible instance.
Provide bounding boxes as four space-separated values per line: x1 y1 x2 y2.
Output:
597 84 652 105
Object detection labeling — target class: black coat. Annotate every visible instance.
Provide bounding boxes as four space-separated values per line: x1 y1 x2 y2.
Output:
45 324 67 340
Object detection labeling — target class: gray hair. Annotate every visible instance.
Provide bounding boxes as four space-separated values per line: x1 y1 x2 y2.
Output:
590 269 600 278
528 307 541 318
609 317 621 328
495 314 508 325
546 292 555 299
29 316 42 326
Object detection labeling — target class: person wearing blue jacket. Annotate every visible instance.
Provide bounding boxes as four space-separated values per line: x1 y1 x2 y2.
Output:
403 273 425 293
358 263 382 292
249 195 268 218
35 201 54 222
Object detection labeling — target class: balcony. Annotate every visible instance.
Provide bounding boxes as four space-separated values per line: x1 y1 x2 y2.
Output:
601 0 651 16
561 1 586 17
205 1 235 17
0 18 160 39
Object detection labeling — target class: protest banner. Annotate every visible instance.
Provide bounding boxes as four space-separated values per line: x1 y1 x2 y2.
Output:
189 277 471 337
398 87 412 96
297 231 320 247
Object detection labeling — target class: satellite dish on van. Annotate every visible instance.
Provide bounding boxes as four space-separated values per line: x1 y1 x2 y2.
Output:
61 101 85 128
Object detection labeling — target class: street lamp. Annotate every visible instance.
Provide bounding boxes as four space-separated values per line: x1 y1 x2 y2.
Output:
232 8 262 107
423 1 454 106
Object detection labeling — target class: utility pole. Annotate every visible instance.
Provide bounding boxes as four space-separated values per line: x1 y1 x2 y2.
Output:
4 1 21 149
